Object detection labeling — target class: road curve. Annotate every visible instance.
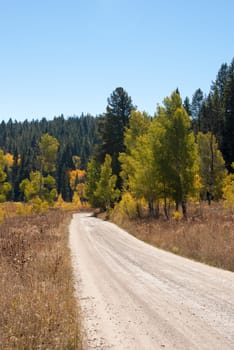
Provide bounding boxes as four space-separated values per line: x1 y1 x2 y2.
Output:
69 213 234 350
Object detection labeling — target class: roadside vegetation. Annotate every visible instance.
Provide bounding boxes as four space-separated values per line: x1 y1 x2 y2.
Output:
0 204 83 350
110 202 234 272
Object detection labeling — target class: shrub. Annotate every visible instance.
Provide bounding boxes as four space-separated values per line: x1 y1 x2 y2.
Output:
117 192 138 219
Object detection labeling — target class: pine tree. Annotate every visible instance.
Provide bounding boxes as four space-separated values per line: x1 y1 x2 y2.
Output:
191 88 204 133
183 96 191 116
96 87 136 187
223 59 234 169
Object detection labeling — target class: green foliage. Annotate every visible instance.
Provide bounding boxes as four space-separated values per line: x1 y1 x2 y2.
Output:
198 58 234 169
39 133 59 174
119 91 198 218
19 133 59 205
95 87 135 187
119 110 151 190
191 88 204 133
85 158 101 207
30 196 49 213
153 92 198 215
0 114 98 201
20 171 57 204
20 172 40 200
197 132 227 201
119 110 161 217
128 132 160 215
94 154 120 210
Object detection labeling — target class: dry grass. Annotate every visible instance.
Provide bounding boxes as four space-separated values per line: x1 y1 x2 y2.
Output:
111 203 234 272
0 209 82 350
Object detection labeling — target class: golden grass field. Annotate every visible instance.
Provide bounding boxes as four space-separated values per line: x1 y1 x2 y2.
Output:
0 208 83 350
1 201 233 349
111 203 234 272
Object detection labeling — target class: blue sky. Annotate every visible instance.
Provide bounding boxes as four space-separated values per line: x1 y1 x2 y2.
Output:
0 0 233 121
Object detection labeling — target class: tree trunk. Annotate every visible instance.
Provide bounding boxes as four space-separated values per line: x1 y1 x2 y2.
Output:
182 199 187 219
148 200 154 217
136 202 141 218
163 193 170 220
39 161 43 198
207 191 212 206
154 201 160 219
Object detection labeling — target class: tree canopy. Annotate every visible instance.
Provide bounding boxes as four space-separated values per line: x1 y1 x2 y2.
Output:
95 87 136 187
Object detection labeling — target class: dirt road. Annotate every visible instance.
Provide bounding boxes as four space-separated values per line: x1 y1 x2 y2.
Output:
69 213 234 350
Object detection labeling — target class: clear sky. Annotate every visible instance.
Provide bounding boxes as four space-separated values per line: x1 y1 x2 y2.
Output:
0 0 233 121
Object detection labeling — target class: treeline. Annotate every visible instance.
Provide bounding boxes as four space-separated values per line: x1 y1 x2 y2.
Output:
0 114 98 201
0 58 234 213
184 59 234 170
85 58 234 218
86 92 230 218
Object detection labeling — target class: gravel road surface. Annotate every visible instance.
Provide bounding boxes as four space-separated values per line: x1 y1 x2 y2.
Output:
69 213 234 350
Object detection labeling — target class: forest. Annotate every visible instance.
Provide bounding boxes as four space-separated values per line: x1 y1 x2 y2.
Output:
0 58 234 217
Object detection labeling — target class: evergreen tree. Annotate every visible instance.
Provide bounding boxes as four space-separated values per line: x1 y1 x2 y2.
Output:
96 87 136 187
60 164 72 202
223 59 234 169
183 96 191 116
191 88 204 133
0 114 98 200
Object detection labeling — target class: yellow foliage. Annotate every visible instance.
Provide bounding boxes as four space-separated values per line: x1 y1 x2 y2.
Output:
194 174 202 191
0 206 5 222
187 174 202 203
116 192 138 219
55 193 90 211
4 153 14 167
72 192 81 207
16 203 33 216
223 173 234 208
172 211 182 221
54 194 65 208
69 169 86 191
